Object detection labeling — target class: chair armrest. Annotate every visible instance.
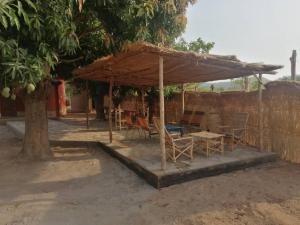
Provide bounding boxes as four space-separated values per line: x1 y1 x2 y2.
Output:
219 125 231 128
232 128 246 132
173 137 193 142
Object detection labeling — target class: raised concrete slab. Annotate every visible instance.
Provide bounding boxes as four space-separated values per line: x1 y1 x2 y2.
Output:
6 120 278 188
99 139 278 189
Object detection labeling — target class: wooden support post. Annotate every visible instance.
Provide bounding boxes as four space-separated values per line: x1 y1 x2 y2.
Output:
244 76 249 92
109 78 113 143
55 84 60 119
86 81 90 129
159 56 166 170
118 104 122 130
290 50 297 81
141 89 145 117
258 73 263 151
181 84 185 116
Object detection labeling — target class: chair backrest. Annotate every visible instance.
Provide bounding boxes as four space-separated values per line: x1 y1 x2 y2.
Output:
180 110 204 126
206 112 221 132
152 117 173 147
137 117 149 131
125 115 133 126
232 112 249 129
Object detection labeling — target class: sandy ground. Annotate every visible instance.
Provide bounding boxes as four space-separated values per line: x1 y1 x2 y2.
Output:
1 123 300 225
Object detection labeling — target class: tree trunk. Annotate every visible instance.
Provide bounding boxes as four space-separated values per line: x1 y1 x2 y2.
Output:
95 94 105 120
21 82 52 159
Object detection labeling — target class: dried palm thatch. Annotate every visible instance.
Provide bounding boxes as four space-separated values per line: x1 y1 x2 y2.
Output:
73 42 283 87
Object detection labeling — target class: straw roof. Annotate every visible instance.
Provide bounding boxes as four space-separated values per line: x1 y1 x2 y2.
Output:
73 42 283 87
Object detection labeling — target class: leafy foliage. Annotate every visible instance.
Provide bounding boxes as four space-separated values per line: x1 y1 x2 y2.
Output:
173 37 215 53
0 0 198 100
280 75 300 81
0 0 79 97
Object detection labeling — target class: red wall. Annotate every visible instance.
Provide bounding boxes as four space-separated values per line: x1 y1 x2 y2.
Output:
0 80 66 117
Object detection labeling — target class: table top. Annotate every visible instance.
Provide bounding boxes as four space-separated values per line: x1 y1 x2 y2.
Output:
165 124 184 130
190 131 224 139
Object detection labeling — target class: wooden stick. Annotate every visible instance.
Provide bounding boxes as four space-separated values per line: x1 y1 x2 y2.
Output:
159 56 166 170
181 84 185 116
118 104 122 130
86 81 89 129
109 78 113 143
244 76 249 92
290 50 297 81
141 89 145 117
258 73 263 151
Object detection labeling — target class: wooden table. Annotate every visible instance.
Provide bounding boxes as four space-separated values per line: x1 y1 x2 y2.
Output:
190 131 224 157
165 124 184 136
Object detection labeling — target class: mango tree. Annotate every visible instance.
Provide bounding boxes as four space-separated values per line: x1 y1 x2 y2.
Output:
0 0 196 159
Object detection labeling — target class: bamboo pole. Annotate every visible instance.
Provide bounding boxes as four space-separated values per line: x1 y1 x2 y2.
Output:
290 50 297 81
141 89 145 117
244 76 249 92
86 81 89 129
118 104 122 130
159 56 166 170
181 84 185 116
258 73 263 151
109 78 113 143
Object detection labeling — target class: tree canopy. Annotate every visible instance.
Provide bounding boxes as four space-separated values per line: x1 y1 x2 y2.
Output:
1 0 197 98
173 37 215 53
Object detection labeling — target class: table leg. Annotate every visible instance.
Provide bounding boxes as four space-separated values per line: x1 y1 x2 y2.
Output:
206 140 209 157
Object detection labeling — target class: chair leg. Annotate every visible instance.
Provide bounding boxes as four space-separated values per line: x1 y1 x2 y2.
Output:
206 141 209 157
231 132 235 151
221 137 224 155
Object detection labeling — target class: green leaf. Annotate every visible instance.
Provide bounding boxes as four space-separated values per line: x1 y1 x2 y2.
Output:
24 0 37 11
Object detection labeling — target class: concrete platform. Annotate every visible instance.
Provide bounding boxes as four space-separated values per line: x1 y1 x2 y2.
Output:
6 120 278 188
99 135 278 189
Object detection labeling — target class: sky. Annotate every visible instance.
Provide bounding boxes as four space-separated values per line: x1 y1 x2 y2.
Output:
183 0 300 80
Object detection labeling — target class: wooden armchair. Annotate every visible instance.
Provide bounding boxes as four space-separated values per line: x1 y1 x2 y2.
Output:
219 112 249 151
137 117 158 139
124 115 141 138
153 117 194 162
179 110 204 133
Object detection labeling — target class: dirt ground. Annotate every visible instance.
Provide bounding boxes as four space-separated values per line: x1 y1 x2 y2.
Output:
1 124 300 225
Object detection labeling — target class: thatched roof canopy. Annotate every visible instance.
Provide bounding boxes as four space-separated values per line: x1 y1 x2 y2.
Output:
73 42 283 87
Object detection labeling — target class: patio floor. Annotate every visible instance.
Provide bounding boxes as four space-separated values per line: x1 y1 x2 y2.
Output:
5 118 278 188
98 128 277 188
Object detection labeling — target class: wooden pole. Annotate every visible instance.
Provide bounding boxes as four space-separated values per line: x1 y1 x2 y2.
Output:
55 85 60 119
244 76 249 92
118 104 122 130
290 50 297 81
181 84 185 116
86 81 90 129
258 73 263 151
159 56 166 170
108 78 113 143
141 89 145 117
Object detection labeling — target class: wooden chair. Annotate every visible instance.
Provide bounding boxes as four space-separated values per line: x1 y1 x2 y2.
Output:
178 110 204 133
124 115 141 138
137 117 158 139
153 117 194 162
219 112 249 151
